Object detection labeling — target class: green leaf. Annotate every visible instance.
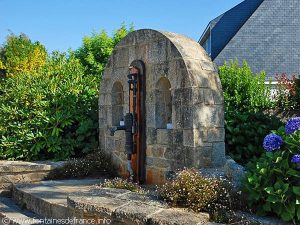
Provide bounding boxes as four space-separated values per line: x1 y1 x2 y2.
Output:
264 187 274 194
293 186 300 196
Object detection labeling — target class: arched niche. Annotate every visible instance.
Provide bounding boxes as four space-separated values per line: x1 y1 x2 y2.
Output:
155 77 172 129
111 82 124 126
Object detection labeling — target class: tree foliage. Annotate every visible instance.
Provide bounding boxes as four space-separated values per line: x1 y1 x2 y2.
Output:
0 33 47 76
219 60 272 112
0 52 99 160
0 24 133 161
74 24 133 77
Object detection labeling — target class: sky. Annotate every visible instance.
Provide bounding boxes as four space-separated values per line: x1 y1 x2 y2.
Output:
0 0 243 53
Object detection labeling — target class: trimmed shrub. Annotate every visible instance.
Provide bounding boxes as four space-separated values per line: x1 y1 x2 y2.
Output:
46 151 115 179
158 168 237 217
242 117 300 224
219 60 272 112
225 111 283 165
0 52 99 160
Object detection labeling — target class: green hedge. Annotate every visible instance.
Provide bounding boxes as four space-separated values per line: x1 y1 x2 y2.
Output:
0 52 99 160
225 111 283 165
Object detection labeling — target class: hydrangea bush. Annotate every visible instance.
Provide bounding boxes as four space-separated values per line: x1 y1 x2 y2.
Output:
243 117 300 224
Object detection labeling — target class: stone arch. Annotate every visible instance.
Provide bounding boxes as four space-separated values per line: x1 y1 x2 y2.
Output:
155 77 172 129
99 29 225 184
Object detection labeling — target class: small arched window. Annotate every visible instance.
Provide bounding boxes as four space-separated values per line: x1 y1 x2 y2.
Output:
111 82 124 126
156 77 172 129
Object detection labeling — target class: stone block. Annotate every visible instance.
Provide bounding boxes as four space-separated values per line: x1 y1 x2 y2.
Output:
112 47 129 68
167 41 182 59
128 45 148 63
0 172 49 184
134 30 162 45
183 147 195 167
181 88 192 103
203 88 215 105
147 208 210 225
183 129 194 147
224 158 245 188
146 128 157 145
146 105 156 128
199 59 217 71
172 130 183 144
99 93 105 106
0 161 64 173
70 195 128 217
146 157 172 169
194 145 213 168
173 89 182 106
114 201 161 224
182 107 193 129
191 88 204 104
106 137 115 150
146 91 155 104
111 67 128 82
213 89 224 105
212 142 226 167
156 129 172 145
193 104 224 128
172 106 183 129
149 61 170 78
207 128 225 142
115 139 125 153
146 166 168 185
148 39 167 64
164 146 183 161
101 93 110 107
194 128 208 145
147 145 167 158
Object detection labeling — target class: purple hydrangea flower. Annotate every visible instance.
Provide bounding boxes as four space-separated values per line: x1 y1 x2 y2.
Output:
263 133 284 152
285 117 300 135
291 155 300 167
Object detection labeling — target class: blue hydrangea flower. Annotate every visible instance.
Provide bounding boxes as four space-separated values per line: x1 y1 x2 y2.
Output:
263 133 284 152
291 155 300 167
285 117 300 135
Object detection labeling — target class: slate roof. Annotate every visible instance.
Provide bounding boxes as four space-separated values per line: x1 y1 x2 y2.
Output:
200 0 264 59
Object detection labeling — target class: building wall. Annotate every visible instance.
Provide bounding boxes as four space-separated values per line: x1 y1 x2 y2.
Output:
215 0 300 79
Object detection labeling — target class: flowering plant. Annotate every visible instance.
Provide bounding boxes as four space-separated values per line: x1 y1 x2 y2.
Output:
243 117 300 224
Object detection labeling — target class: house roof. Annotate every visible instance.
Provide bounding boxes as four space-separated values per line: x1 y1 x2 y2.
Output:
200 0 264 59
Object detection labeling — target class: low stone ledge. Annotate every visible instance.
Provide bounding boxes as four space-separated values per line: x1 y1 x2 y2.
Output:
114 201 161 224
0 160 65 197
67 188 212 225
0 160 65 173
147 208 211 225
0 172 51 183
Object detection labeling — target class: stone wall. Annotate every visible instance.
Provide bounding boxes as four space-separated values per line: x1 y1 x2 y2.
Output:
99 29 225 184
0 160 64 196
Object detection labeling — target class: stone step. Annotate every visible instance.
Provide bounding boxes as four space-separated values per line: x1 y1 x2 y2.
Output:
0 161 64 174
11 179 219 225
67 188 216 225
0 197 58 225
0 161 65 197
12 179 102 220
0 172 50 184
